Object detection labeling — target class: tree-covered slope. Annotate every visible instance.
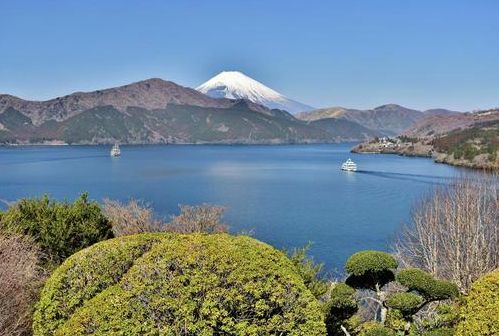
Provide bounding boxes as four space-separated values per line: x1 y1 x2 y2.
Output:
431 119 499 168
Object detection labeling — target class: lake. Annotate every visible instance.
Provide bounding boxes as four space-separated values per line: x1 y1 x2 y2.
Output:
0 144 459 272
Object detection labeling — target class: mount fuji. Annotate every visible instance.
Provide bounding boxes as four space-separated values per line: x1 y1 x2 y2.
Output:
196 71 314 114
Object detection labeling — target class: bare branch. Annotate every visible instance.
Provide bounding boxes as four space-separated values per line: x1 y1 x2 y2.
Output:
394 173 499 292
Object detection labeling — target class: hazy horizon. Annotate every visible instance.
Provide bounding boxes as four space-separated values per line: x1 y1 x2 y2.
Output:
1 0 498 111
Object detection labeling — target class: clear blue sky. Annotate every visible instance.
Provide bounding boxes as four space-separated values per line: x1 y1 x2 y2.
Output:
1 0 498 111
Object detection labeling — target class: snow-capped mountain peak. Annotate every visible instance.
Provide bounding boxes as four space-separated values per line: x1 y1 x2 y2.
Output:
196 71 313 114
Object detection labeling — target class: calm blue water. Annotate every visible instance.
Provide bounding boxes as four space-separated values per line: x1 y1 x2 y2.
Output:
0 144 459 272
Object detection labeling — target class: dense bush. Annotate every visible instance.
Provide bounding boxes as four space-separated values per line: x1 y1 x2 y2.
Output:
289 244 329 298
385 292 423 314
456 269 499 335
345 251 397 292
33 233 326 335
345 251 398 276
327 283 358 311
0 233 44 336
397 268 459 300
324 283 358 336
0 193 112 263
384 309 408 334
359 322 397 336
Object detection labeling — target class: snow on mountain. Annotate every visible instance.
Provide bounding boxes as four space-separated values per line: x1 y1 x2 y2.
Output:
196 71 314 114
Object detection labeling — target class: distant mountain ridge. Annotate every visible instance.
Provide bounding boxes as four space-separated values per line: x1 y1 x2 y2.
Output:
0 78 360 144
404 109 499 138
0 77 472 145
297 104 460 136
0 78 270 125
197 71 314 114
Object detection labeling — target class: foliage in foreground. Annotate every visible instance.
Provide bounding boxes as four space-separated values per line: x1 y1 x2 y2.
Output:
0 193 112 264
456 268 499 336
289 243 329 299
326 250 459 335
0 233 44 336
33 233 326 335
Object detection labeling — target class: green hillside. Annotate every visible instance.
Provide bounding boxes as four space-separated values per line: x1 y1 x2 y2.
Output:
0 102 380 144
432 120 499 165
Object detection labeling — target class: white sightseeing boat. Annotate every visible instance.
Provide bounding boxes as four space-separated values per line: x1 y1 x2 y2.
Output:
341 158 357 172
110 143 121 157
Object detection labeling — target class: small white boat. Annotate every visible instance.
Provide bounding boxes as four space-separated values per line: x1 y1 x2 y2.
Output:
110 143 121 157
341 158 357 171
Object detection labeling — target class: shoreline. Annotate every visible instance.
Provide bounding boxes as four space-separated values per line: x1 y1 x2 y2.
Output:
352 144 498 171
0 140 362 147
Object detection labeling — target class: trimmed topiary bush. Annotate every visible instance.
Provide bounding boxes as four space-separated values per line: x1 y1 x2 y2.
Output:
324 283 358 335
33 233 326 335
345 251 397 293
328 283 357 311
429 279 460 300
385 292 423 315
0 193 112 263
359 322 397 336
456 269 499 336
396 268 459 300
345 251 398 276
340 251 460 335
396 268 434 289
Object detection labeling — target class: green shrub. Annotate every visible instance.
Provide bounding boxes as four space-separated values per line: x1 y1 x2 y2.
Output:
345 250 397 290
0 193 112 263
396 268 433 288
385 309 407 333
328 283 357 311
359 321 397 336
422 327 456 336
345 251 398 276
289 244 328 298
456 269 499 336
385 292 423 314
430 280 460 300
396 268 459 300
33 233 326 335
324 283 358 335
